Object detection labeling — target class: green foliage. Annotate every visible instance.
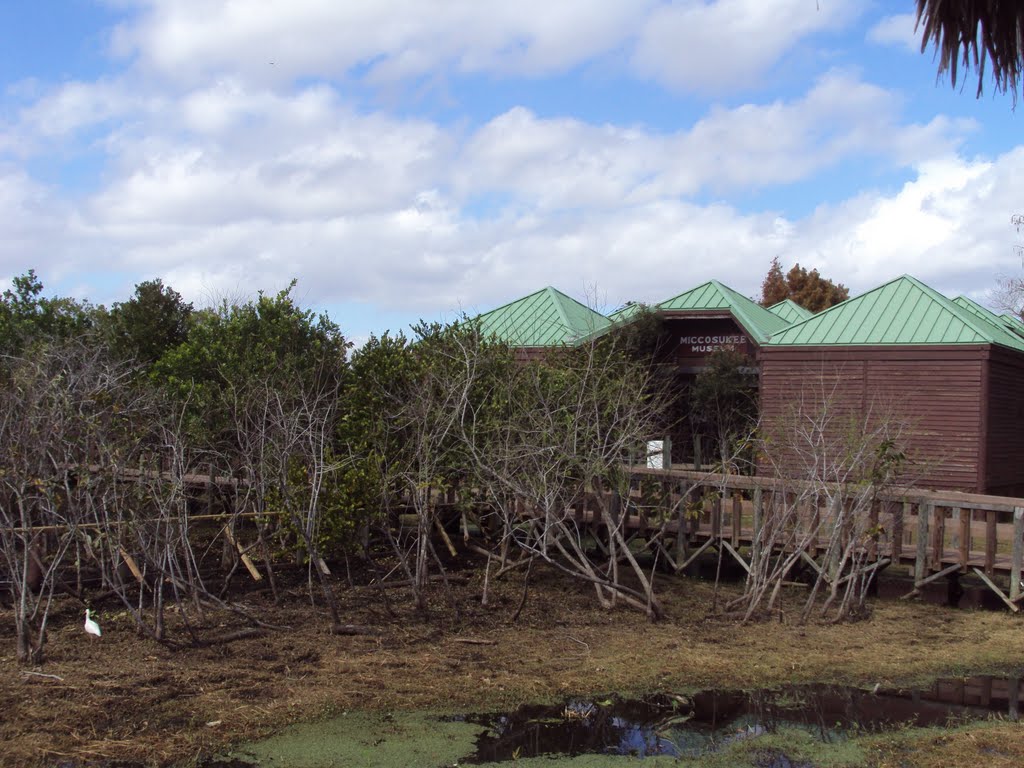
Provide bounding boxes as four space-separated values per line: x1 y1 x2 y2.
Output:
0 270 96 357
152 280 347 444
105 278 193 366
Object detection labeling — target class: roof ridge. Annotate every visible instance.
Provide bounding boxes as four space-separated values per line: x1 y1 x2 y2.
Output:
545 286 574 332
903 276 1022 347
477 285 552 321
767 274 1024 349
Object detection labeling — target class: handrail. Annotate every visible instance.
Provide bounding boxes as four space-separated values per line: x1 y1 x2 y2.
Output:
627 465 1024 513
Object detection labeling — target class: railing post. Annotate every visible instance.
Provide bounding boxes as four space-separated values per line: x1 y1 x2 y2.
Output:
930 506 946 570
1010 507 1024 602
751 487 763 571
914 502 931 586
955 507 968 572
731 492 742 546
985 510 998 577
892 501 906 562
663 436 672 470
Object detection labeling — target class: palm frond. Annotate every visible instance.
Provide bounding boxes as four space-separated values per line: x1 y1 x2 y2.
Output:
917 0 1024 100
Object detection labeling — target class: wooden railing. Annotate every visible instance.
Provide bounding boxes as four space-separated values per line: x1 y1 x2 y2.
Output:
627 466 1024 610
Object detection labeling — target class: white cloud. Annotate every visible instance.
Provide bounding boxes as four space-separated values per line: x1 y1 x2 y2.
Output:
631 0 864 92
0 5 1016 335
110 0 651 85
867 13 919 52
454 71 973 209
786 152 1024 298
108 0 866 94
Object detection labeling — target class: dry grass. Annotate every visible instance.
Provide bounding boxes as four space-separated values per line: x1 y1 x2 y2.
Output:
1 566 1022 766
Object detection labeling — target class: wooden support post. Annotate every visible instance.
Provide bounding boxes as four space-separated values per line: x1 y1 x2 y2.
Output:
799 549 824 577
731 493 741 546
663 436 672 470
827 495 843 582
677 536 716 572
985 510 998 577
119 547 145 584
674 482 690 565
1010 507 1024 602
434 517 458 558
900 562 962 599
868 500 879 561
721 540 750 574
972 567 1020 613
751 487 763 571
224 527 262 581
809 496 820 557
956 507 968 572
892 501 906 562
711 494 722 539
1009 677 1020 722
914 502 930 586
931 506 946 570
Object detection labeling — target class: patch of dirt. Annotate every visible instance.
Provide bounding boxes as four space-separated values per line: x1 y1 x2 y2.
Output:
1 562 1023 767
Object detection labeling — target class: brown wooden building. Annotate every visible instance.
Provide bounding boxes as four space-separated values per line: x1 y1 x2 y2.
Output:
761 277 1024 495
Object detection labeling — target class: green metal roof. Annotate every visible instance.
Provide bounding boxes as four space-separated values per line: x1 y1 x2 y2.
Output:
951 294 997 321
767 275 1024 351
766 299 814 324
608 302 643 322
952 295 1024 346
999 312 1024 340
477 286 611 348
656 280 791 345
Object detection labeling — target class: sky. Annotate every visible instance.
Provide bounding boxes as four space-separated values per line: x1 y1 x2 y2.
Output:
0 1 1022 342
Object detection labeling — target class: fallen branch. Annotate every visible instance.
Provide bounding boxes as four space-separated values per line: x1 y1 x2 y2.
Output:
451 637 496 646
330 624 382 636
20 670 65 682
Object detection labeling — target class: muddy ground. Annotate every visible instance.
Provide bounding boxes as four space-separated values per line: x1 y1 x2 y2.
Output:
1 561 1023 767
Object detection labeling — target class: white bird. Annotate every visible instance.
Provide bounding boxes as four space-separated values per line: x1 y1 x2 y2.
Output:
83 609 101 638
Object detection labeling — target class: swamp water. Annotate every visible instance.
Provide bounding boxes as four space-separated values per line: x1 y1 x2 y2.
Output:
215 675 1021 767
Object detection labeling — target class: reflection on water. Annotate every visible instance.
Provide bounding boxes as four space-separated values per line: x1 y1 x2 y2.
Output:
457 675 1022 763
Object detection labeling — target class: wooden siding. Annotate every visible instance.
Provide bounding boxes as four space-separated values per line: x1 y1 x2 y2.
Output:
985 346 1024 496
759 346 987 493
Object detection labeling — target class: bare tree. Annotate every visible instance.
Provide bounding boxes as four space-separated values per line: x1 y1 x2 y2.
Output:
467 328 673 619
728 382 910 624
0 340 139 662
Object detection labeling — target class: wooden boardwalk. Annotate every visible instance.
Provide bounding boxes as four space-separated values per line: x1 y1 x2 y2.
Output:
562 467 1024 611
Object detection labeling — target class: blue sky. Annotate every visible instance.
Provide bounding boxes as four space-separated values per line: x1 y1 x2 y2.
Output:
0 1 1022 342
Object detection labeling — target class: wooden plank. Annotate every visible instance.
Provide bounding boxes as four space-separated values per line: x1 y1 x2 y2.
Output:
1011 507 1024 601
892 501 905 561
985 510 998 577
972 567 1020 612
119 547 145 584
930 506 945 570
914 503 930 585
751 487 763 569
628 466 1024 513
674 482 690 565
957 507 969 571
901 562 961 599
721 540 750 574
868 500 879 561
677 536 716 572
731 493 741 546
224 526 262 582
